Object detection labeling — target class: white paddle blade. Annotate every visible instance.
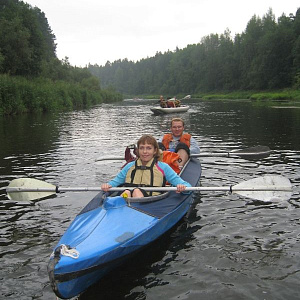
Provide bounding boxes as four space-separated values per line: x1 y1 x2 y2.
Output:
95 156 123 162
7 178 56 201
233 175 292 202
230 145 271 159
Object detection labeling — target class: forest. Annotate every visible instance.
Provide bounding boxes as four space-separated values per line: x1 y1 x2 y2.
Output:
0 0 122 115
1 1 299 116
88 8 300 97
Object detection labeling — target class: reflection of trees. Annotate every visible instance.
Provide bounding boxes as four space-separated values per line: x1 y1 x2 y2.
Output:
0 113 61 181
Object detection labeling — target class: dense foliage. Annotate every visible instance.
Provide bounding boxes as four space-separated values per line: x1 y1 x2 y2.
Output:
0 0 122 115
89 8 300 95
0 74 123 115
0 0 56 76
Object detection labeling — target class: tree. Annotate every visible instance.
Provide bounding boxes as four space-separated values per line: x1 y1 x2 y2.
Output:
88 8 300 94
0 17 32 75
0 0 56 76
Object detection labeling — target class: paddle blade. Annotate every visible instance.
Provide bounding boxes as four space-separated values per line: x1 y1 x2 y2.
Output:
233 175 292 202
231 145 271 159
7 178 56 201
95 156 124 162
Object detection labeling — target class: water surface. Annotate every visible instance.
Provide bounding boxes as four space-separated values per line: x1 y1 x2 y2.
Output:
0 99 299 299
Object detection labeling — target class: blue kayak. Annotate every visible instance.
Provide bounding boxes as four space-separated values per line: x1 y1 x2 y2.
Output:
48 158 201 299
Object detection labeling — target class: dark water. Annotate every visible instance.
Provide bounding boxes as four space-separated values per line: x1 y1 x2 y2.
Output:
0 99 299 300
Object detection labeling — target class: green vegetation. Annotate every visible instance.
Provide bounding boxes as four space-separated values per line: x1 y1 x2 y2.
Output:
0 74 122 115
89 8 300 100
250 90 300 101
0 0 122 116
1 1 299 115
195 90 300 102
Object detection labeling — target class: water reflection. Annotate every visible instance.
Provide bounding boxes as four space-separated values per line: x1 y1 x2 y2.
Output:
0 99 299 299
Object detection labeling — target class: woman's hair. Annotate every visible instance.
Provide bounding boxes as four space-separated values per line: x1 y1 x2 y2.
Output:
137 135 160 159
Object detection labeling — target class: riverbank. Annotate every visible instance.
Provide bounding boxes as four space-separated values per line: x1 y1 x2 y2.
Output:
196 90 300 107
197 89 300 102
0 74 123 116
136 90 300 107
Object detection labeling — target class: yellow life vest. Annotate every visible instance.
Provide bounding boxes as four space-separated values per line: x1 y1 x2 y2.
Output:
125 158 165 196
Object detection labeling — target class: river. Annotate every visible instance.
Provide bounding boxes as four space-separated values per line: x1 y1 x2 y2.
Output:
0 99 299 300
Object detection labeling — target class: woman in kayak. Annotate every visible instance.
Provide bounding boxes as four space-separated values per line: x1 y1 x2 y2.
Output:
101 134 191 198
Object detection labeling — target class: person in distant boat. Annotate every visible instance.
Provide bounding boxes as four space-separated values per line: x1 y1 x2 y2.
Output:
166 97 175 108
101 134 191 198
175 99 181 107
159 95 167 108
158 118 200 168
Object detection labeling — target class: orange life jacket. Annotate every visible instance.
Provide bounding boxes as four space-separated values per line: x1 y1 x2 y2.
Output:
162 151 181 174
167 101 175 108
161 133 191 151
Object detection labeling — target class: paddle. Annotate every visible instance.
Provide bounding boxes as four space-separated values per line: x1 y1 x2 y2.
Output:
6 175 292 202
170 95 191 101
95 145 271 162
197 145 271 159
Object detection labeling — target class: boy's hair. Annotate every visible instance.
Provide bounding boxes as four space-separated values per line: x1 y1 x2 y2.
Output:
171 118 184 126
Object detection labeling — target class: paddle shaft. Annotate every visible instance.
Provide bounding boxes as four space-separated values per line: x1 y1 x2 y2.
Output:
97 153 247 160
96 153 258 161
7 186 292 193
6 175 292 202
95 146 271 161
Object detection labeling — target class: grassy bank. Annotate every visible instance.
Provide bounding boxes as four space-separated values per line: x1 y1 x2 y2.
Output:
193 90 300 104
0 74 123 115
127 90 300 105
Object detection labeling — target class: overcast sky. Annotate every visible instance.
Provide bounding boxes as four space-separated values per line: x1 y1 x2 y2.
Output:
24 0 299 67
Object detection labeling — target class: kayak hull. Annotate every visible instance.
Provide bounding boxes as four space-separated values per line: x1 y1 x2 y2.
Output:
150 105 190 115
48 158 201 299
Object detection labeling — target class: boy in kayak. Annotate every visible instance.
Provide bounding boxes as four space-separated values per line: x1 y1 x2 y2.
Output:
158 118 200 168
101 135 191 198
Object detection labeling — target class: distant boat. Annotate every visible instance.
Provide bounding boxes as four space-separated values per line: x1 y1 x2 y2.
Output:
150 105 190 115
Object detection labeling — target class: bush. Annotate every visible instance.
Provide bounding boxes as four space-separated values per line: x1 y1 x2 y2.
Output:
0 74 123 115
